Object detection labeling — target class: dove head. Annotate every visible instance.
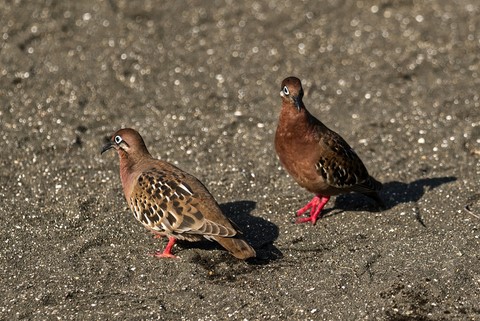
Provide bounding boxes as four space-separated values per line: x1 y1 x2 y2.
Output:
280 76 304 110
101 128 153 200
101 128 151 160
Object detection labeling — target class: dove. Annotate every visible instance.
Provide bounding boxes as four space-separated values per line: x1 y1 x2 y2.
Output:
101 128 256 259
275 77 383 225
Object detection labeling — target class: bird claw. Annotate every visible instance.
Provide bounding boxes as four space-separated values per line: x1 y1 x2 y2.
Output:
295 216 318 225
149 236 179 258
294 195 330 225
151 250 179 259
296 205 312 217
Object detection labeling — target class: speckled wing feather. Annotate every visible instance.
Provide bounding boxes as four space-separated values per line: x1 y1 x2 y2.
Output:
315 127 379 193
129 168 237 241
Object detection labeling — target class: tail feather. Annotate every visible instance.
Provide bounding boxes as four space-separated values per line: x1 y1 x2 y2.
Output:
355 176 385 208
213 236 256 260
361 190 385 208
364 175 383 191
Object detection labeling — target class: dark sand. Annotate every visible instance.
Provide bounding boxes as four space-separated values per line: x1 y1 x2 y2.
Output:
1 1 479 320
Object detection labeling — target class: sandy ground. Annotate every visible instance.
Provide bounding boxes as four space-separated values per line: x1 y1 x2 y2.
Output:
1 0 479 320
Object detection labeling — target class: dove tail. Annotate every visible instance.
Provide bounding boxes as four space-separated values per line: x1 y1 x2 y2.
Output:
361 190 385 208
354 175 385 208
213 236 256 260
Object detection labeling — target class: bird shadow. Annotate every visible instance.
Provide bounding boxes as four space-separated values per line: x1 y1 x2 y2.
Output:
221 200 282 262
180 200 282 262
328 176 458 215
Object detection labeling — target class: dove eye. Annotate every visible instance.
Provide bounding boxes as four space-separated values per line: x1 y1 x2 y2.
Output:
114 135 123 144
283 86 290 96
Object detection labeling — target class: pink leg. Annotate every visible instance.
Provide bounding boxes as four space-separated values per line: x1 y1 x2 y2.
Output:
295 195 330 225
152 236 179 258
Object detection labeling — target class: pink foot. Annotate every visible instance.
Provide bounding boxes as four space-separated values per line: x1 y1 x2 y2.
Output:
152 251 178 259
150 236 179 258
295 195 330 225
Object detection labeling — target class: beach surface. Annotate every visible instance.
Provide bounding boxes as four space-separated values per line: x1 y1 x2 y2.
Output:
1 1 479 320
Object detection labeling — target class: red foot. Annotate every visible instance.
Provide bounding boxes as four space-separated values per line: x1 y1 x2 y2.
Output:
295 195 330 225
150 236 179 259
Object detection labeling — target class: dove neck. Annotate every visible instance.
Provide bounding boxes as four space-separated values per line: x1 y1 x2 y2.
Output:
119 152 153 200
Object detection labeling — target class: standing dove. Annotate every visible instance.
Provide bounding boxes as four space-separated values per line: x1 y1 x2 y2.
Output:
101 128 256 259
275 76 383 225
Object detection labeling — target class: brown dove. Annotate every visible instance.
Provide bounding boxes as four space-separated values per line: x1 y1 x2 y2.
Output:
275 76 383 225
101 128 256 259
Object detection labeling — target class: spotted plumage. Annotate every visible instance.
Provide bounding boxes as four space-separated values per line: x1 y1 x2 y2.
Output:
101 128 256 259
130 168 236 241
275 76 383 225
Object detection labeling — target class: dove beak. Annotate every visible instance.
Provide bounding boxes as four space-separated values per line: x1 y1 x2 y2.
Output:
101 141 115 155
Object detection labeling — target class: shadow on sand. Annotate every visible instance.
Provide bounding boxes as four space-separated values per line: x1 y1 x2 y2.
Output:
330 176 458 214
179 200 282 261
220 200 282 262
